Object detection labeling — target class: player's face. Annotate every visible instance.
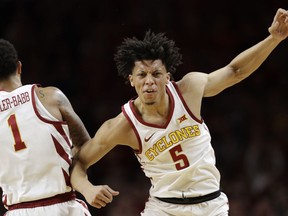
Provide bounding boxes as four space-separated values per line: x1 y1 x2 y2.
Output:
129 59 170 105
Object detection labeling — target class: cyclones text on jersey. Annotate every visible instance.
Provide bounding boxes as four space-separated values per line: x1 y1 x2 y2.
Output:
145 124 201 161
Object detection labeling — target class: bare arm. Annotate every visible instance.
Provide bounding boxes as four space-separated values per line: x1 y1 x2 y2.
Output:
70 127 118 208
36 86 120 208
70 113 136 208
35 86 90 148
177 8 288 119
57 91 90 148
204 8 288 97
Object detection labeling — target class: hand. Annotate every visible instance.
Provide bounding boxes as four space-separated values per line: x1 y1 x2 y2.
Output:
83 185 120 209
269 8 288 40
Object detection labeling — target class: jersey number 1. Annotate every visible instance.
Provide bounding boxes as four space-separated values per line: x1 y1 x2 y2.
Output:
8 114 27 151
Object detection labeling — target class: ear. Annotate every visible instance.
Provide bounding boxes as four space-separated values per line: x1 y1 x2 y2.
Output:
166 72 171 84
129 74 134 87
16 61 22 76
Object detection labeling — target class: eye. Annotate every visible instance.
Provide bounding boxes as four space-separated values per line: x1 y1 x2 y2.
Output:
137 71 146 77
153 71 162 77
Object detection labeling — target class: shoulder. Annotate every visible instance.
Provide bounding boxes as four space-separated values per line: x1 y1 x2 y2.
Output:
102 113 131 132
100 113 138 149
176 72 208 93
35 86 63 98
35 86 69 106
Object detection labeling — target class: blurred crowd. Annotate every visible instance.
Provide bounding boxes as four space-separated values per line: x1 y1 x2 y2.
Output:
0 0 288 215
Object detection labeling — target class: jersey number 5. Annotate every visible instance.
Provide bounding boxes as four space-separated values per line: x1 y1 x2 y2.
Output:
8 114 27 151
169 145 190 170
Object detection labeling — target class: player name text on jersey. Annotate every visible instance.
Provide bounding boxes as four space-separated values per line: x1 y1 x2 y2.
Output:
0 91 30 112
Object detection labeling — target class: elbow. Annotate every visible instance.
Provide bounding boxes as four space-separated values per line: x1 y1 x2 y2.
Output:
230 66 248 83
234 69 246 83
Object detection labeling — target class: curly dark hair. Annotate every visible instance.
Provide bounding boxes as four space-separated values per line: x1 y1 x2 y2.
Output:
0 39 18 80
114 30 183 81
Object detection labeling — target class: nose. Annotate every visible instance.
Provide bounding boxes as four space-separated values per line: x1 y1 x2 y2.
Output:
145 74 154 85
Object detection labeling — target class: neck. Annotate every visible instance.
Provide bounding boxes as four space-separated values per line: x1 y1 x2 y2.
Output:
0 79 22 92
136 93 170 117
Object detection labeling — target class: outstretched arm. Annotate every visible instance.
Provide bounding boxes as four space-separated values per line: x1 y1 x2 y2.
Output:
202 8 288 97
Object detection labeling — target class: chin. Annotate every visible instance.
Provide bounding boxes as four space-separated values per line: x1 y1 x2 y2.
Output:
145 102 155 105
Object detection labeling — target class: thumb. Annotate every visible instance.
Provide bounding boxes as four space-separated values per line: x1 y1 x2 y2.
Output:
108 188 120 196
111 190 120 196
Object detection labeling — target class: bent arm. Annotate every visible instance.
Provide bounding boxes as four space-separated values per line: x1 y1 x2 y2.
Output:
71 120 116 187
71 148 119 209
36 86 90 148
70 115 131 207
56 90 91 148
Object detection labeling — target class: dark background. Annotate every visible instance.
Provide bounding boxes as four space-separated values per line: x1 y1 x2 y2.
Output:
1 0 288 215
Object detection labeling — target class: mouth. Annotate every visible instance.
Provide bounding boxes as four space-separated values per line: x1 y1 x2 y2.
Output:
144 89 154 93
143 89 155 99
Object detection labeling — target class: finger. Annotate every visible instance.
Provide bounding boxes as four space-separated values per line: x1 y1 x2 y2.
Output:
104 185 120 193
93 192 114 203
92 199 107 208
98 192 114 203
101 185 119 198
107 187 120 196
92 202 103 209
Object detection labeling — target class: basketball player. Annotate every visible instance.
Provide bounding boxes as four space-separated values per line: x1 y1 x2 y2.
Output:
71 8 288 215
0 39 119 216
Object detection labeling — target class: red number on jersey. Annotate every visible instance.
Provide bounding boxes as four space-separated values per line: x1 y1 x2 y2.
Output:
169 144 190 170
8 114 27 151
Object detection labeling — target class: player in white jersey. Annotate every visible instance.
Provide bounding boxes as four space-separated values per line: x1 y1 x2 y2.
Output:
0 39 119 216
70 8 288 215
122 81 221 199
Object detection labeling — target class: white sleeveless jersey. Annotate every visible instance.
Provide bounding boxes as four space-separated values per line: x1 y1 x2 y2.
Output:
122 81 221 198
0 84 73 206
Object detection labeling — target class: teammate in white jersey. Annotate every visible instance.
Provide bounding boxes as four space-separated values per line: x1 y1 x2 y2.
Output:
0 39 119 216
71 8 288 215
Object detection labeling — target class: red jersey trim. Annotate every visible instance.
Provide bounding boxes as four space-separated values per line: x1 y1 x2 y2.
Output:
7 191 76 210
31 84 67 125
171 81 203 124
31 84 72 149
127 87 175 129
122 105 142 154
